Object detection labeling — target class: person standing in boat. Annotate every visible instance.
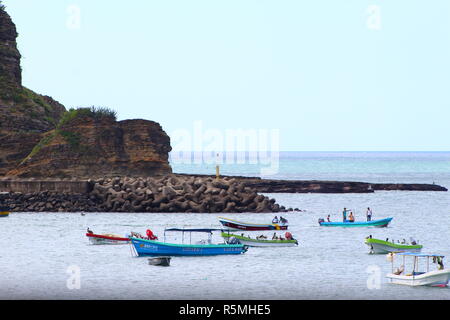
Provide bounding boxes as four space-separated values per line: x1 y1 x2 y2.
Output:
366 207 373 221
342 208 350 222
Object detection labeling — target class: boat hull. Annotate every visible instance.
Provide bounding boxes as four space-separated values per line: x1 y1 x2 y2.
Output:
148 257 171 266
218 217 288 231
86 233 130 245
387 270 450 287
0 211 10 218
221 233 298 247
319 217 392 228
131 237 248 256
365 239 422 254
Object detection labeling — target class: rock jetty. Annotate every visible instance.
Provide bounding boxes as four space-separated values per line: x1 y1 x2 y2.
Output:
0 175 296 213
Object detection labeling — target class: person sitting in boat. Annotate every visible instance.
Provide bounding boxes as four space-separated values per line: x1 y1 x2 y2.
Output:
87 228 94 234
393 265 405 275
256 234 267 240
348 212 355 222
279 216 288 224
438 257 445 270
272 216 279 224
285 232 293 240
410 237 417 245
272 233 279 240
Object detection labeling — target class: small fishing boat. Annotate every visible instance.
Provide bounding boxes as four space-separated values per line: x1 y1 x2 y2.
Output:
148 256 171 266
218 216 288 231
221 232 298 247
365 237 422 254
386 252 450 287
130 228 248 257
0 206 10 218
86 229 130 245
318 217 392 228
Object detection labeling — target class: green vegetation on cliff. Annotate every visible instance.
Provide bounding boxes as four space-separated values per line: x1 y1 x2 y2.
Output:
58 106 117 128
20 106 117 164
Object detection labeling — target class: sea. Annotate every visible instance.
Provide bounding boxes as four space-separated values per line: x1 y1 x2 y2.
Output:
1 151 450 300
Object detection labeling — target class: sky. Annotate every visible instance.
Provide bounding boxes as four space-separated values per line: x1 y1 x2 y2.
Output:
3 0 450 151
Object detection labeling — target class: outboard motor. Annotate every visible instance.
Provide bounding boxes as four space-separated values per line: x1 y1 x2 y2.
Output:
318 218 325 225
146 229 158 240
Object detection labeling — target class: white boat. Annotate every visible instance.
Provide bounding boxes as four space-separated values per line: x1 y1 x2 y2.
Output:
386 252 450 287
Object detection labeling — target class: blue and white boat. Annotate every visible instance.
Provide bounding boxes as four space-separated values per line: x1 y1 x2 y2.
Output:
130 228 248 257
318 217 393 228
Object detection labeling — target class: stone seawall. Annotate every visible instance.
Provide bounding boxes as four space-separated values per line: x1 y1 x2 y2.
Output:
0 180 92 194
0 176 295 213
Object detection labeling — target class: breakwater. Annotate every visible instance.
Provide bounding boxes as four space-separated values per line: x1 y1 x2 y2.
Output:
0 175 446 213
0 176 295 213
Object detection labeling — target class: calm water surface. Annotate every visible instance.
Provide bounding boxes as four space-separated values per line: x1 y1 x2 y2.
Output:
1 152 449 299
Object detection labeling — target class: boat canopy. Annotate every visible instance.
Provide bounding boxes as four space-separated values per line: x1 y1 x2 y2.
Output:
164 228 223 233
395 252 444 258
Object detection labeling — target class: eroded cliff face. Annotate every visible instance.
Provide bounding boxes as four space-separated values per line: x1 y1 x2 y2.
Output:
0 4 21 87
0 6 66 175
0 6 172 178
8 115 172 178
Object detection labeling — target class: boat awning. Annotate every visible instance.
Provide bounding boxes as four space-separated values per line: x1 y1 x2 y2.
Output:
164 228 223 233
395 252 444 258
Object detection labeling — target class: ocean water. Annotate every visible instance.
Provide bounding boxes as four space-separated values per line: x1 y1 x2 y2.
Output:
1 152 450 300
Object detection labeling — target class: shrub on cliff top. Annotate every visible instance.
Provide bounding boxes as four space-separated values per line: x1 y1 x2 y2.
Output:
57 106 117 128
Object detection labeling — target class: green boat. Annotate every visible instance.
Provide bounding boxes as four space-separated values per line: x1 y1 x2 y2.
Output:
221 232 298 247
365 237 422 254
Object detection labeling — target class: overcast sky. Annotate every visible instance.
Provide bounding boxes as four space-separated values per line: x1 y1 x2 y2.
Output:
3 0 450 151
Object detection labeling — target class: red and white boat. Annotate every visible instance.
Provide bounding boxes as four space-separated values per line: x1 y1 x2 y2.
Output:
218 216 288 231
86 232 130 245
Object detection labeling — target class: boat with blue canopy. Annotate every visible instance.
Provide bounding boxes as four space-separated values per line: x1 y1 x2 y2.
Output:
318 217 392 228
386 252 450 287
130 228 248 257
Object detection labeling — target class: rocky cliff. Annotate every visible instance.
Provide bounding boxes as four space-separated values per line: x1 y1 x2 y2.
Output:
8 109 172 178
0 5 66 175
0 5 172 178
